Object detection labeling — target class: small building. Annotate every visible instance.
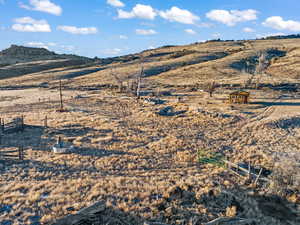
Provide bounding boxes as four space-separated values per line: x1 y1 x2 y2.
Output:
229 91 250 104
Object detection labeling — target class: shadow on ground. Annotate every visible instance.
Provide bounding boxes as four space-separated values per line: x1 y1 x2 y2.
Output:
60 68 105 79
52 201 143 225
198 188 300 225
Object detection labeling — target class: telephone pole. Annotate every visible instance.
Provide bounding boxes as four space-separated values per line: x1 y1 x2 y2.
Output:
59 79 63 111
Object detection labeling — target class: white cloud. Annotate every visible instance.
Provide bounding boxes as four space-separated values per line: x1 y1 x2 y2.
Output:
60 45 75 51
102 48 122 55
197 22 214 28
107 0 124 8
256 32 286 39
206 9 258 26
117 4 157 20
135 29 157 35
25 42 60 51
12 17 51 32
185 29 196 35
212 33 221 39
262 16 300 32
243 27 255 33
159 7 199 25
19 0 62 16
47 42 56 46
119 35 128 39
57 25 98 35
25 41 51 49
140 22 156 27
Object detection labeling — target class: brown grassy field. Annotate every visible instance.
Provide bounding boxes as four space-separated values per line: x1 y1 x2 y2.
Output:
0 39 300 225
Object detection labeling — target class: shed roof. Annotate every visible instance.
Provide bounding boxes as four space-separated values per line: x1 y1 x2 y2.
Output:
230 91 250 96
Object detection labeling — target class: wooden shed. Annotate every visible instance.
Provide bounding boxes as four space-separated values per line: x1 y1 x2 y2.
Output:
229 91 250 104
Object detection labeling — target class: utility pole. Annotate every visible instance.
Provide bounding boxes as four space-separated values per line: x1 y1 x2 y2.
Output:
59 79 63 111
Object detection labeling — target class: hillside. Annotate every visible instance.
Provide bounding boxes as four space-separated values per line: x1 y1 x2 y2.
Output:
1 37 300 85
12 38 300 88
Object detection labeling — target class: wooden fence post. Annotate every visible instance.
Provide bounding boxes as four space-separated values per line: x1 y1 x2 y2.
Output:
57 136 63 148
1 119 4 133
248 162 251 181
21 115 24 132
18 146 24 160
44 116 48 128
254 168 263 186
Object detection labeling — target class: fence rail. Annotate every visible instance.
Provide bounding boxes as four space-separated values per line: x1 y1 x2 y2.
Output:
0 146 25 160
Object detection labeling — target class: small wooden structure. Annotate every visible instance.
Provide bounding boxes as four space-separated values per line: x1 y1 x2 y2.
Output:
229 91 250 104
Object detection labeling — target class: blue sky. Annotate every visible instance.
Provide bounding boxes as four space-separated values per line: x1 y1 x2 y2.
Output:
0 0 300 58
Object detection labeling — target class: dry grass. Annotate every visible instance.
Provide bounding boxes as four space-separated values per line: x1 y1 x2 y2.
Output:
0 38 300 225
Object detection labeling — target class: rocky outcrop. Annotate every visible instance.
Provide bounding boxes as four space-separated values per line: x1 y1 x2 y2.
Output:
0 45 56 58
0 45 93 67
0 45 95 79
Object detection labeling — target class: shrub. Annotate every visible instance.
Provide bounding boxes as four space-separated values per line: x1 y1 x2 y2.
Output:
268 157 300 197
197 149 225 167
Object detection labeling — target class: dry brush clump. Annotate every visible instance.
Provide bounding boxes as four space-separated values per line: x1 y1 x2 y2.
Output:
268 157 300 199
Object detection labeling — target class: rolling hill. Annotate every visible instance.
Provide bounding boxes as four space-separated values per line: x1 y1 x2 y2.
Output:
1 36 300 87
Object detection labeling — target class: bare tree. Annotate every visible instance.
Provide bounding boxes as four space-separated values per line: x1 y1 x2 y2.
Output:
254 52 269 89
206 81 216 97
255 52 268 75
243 51 269 89
255 52 269 74
242 68 250 88
110 66 125 93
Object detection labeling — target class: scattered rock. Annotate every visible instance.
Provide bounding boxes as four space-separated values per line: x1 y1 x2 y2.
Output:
144 98 166 105
65 206 75 212
157 106 186 116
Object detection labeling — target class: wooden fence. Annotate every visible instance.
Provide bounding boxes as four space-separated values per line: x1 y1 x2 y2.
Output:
0 116 26 162
0 146 25 160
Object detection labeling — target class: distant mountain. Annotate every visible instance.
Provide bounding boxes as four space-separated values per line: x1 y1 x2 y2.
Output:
0 45 93 67
261 34 300 40
0 45 57 57
0 45 97 79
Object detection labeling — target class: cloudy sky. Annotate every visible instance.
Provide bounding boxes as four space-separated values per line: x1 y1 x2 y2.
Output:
0 0 299 57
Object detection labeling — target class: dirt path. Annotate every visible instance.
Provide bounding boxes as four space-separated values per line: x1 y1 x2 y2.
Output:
244 94 300 129
266 97 300 121
0 88 77 108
